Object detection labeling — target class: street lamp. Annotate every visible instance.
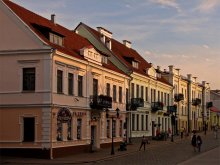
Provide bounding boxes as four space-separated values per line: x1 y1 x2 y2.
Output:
171 114 175 142
106 108 120 155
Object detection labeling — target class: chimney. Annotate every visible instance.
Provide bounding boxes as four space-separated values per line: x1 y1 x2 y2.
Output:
157 66 161 71
202 81 206 86
168 65 174 73
187 74 192 81
123 40 131 48
176 68 180 75
51 14 56 24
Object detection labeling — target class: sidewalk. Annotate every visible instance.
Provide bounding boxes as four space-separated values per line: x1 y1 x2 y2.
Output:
178 146 220 165
1 135 186 164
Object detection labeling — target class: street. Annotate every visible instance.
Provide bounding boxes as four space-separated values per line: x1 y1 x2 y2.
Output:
1 131 220 165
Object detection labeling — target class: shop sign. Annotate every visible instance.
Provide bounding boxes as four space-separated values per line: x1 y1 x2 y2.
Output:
57 107 71 123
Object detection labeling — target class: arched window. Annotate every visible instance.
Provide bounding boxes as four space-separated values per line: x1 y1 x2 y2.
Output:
57 108 72 141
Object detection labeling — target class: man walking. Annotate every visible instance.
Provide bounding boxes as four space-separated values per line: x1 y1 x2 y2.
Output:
139 136 147 151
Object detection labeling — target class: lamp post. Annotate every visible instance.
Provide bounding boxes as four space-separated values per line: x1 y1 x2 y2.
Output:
171 114 175 142
106 108 120 155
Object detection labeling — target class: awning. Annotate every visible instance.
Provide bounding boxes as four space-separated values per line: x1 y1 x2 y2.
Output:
210 106 220 113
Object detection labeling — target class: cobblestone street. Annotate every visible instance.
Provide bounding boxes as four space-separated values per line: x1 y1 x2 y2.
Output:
1 131 220 165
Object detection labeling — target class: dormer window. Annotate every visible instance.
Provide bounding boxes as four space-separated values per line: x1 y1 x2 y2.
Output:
102 56 108 64
132 61 139 69
49 32 63 46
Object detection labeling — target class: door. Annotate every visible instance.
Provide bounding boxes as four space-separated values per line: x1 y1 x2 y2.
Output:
91 126 96 150
23 117 35 142
152 121 155 137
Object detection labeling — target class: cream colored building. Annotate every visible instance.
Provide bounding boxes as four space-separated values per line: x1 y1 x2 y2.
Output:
162 65 211 133
0 0 129 158
75 23 173 140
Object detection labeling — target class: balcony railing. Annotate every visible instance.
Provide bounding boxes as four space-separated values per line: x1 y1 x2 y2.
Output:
174 93 184 102
167 105 177 114
192 98 201 106
127 98 144 110
151 102 164 112
90 95 112 109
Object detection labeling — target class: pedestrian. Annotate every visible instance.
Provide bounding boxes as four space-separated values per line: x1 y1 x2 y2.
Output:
191 132 197 152
180 126 184 139
196 135 202 152
214 125 218 139
139 135 147 151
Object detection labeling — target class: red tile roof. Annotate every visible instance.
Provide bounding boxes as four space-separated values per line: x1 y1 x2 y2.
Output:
80 23 172 86
3 0 126 76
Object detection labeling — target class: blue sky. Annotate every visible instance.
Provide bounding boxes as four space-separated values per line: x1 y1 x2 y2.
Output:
12 0 220 89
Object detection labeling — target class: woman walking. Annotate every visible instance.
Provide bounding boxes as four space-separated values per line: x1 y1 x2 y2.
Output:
191 132 197 152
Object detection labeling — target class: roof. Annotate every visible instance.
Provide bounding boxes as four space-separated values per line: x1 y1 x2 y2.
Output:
80 23 172 86
3 0 126 76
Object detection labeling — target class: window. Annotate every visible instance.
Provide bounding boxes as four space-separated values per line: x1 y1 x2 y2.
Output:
161 92 163 103
78 75 83 97
164 93 167 106
136 84 139 98
119 86 122 103
102 56 108 64
49 32 63 46
141 86 144 99
113 85 116 102
23 68 35 91
77 119 82 139
145 87 148 101
146 115 148 130
167 94 170 105
132 61 139 68
126 88 129 103
106 83 110 96
57 70 63 93
112 120 116 137
107 120 110 138
131 83 134 98
93 78 98 96
132 114 135 131
141 115 144 130
23 117 35 142
68 73 74 95
158 91 160 101
136 114 139 130
119 120 123 137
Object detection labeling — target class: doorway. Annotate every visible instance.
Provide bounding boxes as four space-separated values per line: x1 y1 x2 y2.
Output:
23 117 35 142
91 126 96 150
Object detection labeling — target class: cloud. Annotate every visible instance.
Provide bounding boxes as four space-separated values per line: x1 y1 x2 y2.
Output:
151 0 181 13
203 44 209 49
197 0 220 13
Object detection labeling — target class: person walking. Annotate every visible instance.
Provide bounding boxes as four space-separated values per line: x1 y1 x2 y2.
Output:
214 125 218 139
191 132 197 152
180 126 184 139
196 135 202 152
139 135 147 151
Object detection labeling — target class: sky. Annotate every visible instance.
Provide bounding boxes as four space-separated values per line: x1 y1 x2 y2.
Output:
12 0 220 89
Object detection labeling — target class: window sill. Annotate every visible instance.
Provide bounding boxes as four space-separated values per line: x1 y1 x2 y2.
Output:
22 90 35 93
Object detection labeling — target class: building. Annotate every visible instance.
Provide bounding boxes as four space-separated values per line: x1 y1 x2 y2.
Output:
0 0 129 158
210 90 220 127
162 66 211 133
75 23 173 140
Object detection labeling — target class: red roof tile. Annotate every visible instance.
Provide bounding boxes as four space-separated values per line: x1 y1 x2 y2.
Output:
3 0 126 76
81 23 172 86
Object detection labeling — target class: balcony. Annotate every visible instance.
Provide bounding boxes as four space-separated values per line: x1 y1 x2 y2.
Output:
174 93 184 102
151 102 164 112
206 102 213 108
192 98 201 106
90 95 112 109
129 98 144 110
167 105 177 114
